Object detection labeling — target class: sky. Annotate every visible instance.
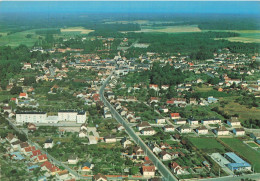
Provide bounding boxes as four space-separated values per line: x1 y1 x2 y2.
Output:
0 1 259 14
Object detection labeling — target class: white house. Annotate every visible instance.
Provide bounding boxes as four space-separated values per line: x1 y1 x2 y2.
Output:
160 151 172 161
16 112 47 124
156 118 166 124
68 155 78 164
44 138 54 149
213 126 229 136
163 125 175 132
104 135 117 143
233 128 245 136
227 117 241 127
136 121 151 131
141 128 156 135
177 125 192 133
79 130 87 138
187 118 199 125
142 166 155 177
195 126 208 134
202 118 222 125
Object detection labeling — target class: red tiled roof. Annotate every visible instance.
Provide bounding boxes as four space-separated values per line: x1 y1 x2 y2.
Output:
142 166 155 172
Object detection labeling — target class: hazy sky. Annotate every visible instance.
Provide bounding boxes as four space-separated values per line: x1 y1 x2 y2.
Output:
0 1 259 14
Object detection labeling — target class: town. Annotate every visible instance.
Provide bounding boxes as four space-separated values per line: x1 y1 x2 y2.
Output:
0 1 260 181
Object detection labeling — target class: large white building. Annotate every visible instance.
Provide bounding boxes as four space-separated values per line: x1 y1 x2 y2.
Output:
16 112 47 124
16 110 86 124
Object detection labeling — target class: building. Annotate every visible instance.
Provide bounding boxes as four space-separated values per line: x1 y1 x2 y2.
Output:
16 112 47 124
68 155 78 164
174 119 186 125
227 117 241 127
104 135 117 143
202 118 222 125
233 128 245 136
93 173 107 181
163 125 175 132
136 121 151 131
142 166 155 177
44 138 54 149
187 118 199 125
213 126 229 136
156 118 166 124
195 126 208 134
141 127 156 136
170 113 181 119
177 125 192 133
19 92 28 99
16 110 86 124
171 162 184 174
224 152 251 171
58 110 86 123
82 162 94 172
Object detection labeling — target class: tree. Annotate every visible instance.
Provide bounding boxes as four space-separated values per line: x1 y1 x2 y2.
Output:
130 166 139 175
10 86 23 95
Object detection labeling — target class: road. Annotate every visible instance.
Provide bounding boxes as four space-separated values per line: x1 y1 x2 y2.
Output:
199 173 260 181
99 72 178 181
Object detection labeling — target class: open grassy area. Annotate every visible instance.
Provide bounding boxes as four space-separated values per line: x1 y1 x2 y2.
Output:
0 29 42 47
60 27 94 34
220 138 260 172
139 25 201 33
218 97 260 121
188 137 226 153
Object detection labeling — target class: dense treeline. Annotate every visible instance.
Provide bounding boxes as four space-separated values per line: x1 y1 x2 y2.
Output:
147 62 191 86
35 29 61 35
124 32 260 59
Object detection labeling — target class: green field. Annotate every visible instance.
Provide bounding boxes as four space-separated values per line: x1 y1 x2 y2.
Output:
220 138 260 172
139 25 201 33
0 29 42 47
188 137 226 153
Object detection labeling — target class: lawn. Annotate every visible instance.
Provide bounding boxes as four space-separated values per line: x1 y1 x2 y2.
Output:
247 142 259 148
220 138 260 172
188 137 226 153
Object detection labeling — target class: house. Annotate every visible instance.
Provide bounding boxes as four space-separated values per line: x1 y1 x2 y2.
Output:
82 162 93 171
41 161 60 175
3 106 12 114
201 118 221 125
150 97 160 104
142 166 155 177
31 150 42 157
104 135 117 143
68 154 79 164
56 170 69 180
117 124 125 131
159 107 168 113
19 93 28 99
163 125 175 132
171 162 184 174
189 98 198 105
177 125 192 133
27 123 37 131
80 123 88 131
195 126 208 134
149 84 159 91
208 96 219 103
174 119 186 125
213 126 229 136
44 138 54 149
159 151 172 161
136 121 151 131
227 117 241 127
156 118 166 124
170 113 181 119
187 118 199 125
250 132 260 141
121 138 132 148
5 133 18 143
203 161 211 170
141 127 156 136
104 111 112 118
23 146 36 155
23 63 32 69
134 146 144 155
36 154 48 162
233 128 245 136
161 85 169 90
93 173 107 181
11 140 22 150
19 142 29 151
79 130 87 138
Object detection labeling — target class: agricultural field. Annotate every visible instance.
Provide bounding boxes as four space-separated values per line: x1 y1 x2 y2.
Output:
209 30 260 43
139 25 201 33
188 137 226 153
60 27 94 34
220 138 260 172
217 96 260 122
0 29 42 47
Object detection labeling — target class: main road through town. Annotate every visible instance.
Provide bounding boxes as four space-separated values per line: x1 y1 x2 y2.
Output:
99 72 178 181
